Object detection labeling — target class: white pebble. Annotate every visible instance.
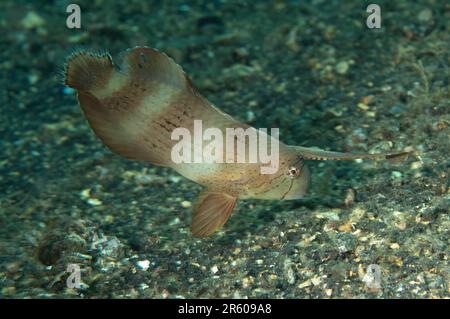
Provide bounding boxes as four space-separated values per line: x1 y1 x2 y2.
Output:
391 171 402 179
87 198 102 206
21 11 46 29
169 176 181 183
417 9 432 22
137 260 150 271
80 188 91 199
335 61 349 75
181 200 191 208
169 217 180 226
211 265 219 274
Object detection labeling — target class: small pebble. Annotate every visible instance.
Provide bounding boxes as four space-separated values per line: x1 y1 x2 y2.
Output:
315 210 340 221
338 222 354 232
298 279 311 289
335 61 349 75
211 265 219 274
395 221 407 230
410 161 423 170
28 73 39 85
242 277 252 288
357 103 370 111
169 217 180 225
169 175 181 183
359 95 373 105
87 198 102 206
391 171 402 179
311 276 322 286
268 274 278 281
417 9 433 22
283 258 295 284
80 188 91 199
21 11 45 29
140 283 149 290
137 260 150 271
344 188 356 207
181 200 191 208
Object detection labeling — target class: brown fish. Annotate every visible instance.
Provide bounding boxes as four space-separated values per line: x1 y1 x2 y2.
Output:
64 47 409 237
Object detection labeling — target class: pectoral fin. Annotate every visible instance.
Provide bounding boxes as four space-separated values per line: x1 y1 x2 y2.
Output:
191 191 237 238
292 146 410 164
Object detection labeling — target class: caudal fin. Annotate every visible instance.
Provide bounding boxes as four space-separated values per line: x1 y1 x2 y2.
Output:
64 51 114 91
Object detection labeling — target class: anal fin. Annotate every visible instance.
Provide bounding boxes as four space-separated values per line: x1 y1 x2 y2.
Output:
191 191 237 238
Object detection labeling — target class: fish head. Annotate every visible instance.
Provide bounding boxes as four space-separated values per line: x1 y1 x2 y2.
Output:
251 154 310 200
279 159 310 200
274 156 310 200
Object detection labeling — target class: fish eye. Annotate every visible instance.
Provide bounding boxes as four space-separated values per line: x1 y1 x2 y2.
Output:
287 166 300 178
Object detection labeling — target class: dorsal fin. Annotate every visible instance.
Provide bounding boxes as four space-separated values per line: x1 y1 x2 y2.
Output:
121 47 189 90
291 146 410 164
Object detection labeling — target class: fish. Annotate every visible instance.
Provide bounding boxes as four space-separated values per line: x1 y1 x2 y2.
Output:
64 47 410 238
